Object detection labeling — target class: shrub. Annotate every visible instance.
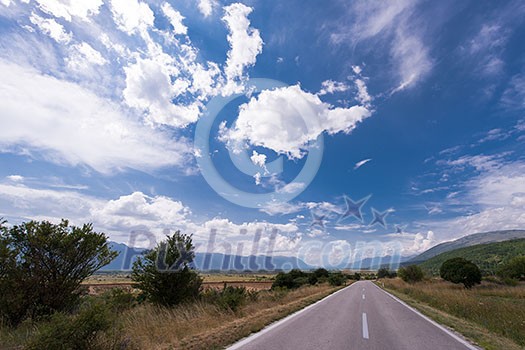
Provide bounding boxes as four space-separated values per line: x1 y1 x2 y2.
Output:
271 270 309 289
328 272 346 286
398 265 424 283
25 300 126 350
313 268 330 279
132 231 202 306
0 220 116 326
307 274 318 285
202 285 258 312
497 256 525 281
377 268 396 279
440 258 481 289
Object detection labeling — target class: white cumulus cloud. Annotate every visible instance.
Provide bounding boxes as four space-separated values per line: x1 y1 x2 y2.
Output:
161 2 187 35
222 3 263 84
30 12 72 43
221 85 371 158
34 0 103 22
109 0 154 35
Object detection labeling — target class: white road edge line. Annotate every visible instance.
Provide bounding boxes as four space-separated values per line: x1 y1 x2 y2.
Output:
372 283 480 350
227 283 357 349
362 313 369 339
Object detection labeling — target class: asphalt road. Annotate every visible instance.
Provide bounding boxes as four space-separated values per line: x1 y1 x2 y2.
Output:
228 280 479 350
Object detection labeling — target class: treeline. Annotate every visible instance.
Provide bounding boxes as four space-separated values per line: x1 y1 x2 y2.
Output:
378 257 524 288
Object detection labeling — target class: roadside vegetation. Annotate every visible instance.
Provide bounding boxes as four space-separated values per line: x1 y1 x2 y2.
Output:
377 257 525 350
418 239 525 276
0 219 346 349
380 278 525 350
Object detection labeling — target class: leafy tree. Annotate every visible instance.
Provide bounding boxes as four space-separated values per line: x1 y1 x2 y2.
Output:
497 256 525 281
132 231 202 306
328 272 346 286
0 220 117 326
313 268 330 279
377 267 396 279
440 257 482 289
353 272 361 281
398 265 424 283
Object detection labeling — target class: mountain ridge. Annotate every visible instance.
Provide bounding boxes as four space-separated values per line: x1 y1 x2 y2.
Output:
408 229 525 264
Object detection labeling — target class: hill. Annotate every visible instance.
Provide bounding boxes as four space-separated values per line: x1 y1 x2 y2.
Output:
409 230 525 264
101 242 313 271
418 238 525 275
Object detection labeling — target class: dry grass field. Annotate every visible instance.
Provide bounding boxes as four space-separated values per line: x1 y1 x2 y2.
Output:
121 284 341 349
381 278 525 350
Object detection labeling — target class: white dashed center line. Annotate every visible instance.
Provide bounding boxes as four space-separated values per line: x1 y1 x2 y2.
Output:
362 313 369 339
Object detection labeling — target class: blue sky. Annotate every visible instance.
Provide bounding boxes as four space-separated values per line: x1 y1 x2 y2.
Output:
0 0 524 266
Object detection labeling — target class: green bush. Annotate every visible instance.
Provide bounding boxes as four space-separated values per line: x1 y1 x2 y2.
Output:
377 268 397 278
497 256 525 281
271 270 308 289
328 272 345 286
440 258 481 289
398 265 424 283
25 299 128 350
132 231 202 306
0 220 116 326
101 289 136 312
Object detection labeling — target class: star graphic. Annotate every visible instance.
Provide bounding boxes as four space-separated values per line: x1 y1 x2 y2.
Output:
395 225 406 234
339 195 370 223
310 212 326 229
369 208 390 228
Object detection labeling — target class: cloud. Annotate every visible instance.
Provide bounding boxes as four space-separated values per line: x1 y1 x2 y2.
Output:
354 158 372 170
221 85 371 158
161 2 187 35
109 0 154 35
122 56 201 127
250 150 267 168
318 80 349 96
0 59 191 173
6 175 24 182
354 79 372 106
421 154 525 241
501 74 525 111
198 0 217 18
330 0 431 92
29 12 72 43
92 191 190 230
66 42 107 73
222 3 263 84
34 0 103 22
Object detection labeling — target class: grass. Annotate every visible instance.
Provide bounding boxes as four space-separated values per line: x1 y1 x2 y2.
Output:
380 278 525 350
200 273 275 283
0 283 343 350
122 284 342 349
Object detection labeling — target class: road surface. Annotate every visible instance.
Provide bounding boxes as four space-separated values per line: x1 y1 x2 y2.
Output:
228 280 479 350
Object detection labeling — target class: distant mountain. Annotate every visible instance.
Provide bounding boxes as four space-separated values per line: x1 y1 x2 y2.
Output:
338 255 413 270
101 242 146 271
418 239 525 275
193 253 313 271
101 242 313 271
408 230 525 264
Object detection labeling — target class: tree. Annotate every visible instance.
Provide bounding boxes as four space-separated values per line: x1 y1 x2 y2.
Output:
497 256 525 281
377 267 396 279
0 220 117 325
440 258 481 289
328 272 346 286
132 231 202 306
398 265 424 283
